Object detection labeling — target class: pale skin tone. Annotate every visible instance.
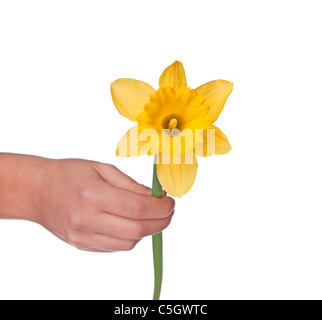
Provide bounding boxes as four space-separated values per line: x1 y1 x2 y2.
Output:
0 153 175 252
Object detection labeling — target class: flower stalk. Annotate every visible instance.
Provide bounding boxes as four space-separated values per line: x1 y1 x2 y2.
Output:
152 159 163 300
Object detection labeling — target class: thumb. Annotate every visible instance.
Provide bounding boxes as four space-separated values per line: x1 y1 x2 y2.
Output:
95 163 152 195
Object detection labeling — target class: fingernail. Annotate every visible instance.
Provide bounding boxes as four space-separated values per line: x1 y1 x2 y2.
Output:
167 208 175 217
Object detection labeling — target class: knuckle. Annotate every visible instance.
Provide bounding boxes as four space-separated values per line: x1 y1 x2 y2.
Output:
129 179 151 196
78 185 97 205
65 231 82 247
121 240 138 251
69 213 86 230
109 164 117 171
129 198 146 218
106 164 119 175
128 178 139 192
130 221 146 239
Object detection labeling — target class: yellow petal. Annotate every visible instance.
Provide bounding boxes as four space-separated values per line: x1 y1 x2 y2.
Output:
195 126 231 157
111 79 155 122
156 153 198 197
214 126 232 154
159 61 187 90
116 125 152 157
196 80 233 122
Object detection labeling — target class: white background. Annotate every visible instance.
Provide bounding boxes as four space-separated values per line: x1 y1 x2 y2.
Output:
0 0 321 300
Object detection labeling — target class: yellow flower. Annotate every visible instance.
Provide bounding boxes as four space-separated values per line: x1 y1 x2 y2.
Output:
111 61 233 197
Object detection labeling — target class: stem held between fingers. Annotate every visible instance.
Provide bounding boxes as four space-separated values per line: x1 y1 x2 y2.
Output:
152 160 163 300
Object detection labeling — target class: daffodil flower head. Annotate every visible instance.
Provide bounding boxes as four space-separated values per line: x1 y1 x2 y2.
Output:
111 61 233 197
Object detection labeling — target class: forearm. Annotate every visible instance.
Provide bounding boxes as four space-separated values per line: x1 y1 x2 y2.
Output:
0 153 47 222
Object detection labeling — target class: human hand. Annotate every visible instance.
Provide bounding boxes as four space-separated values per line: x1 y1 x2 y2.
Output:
31 158 175 252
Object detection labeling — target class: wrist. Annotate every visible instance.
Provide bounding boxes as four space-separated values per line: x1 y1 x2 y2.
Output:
0 153 51 223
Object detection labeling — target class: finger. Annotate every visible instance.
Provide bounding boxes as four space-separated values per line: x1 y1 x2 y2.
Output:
90 211 174 240
72 245 115 253
96 163 152 195
66 230 140 252
95 180 175 220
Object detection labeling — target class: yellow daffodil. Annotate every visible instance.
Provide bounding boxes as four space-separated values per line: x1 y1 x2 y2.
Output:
110 61 233 299
111 61 233 197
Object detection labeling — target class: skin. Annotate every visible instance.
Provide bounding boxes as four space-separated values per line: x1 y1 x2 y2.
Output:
0 153 175 252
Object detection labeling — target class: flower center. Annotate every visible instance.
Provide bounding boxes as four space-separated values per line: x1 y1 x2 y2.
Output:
168 118 178 130
136 86 214 141
161 114 182 133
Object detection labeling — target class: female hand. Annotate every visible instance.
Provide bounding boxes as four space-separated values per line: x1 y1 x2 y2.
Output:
0 154 175 252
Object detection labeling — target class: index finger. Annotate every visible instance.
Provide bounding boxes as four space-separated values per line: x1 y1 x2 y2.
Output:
95 163 153 196
95 180 175 220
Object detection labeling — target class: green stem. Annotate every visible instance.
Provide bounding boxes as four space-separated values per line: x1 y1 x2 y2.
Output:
152 160 163 300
